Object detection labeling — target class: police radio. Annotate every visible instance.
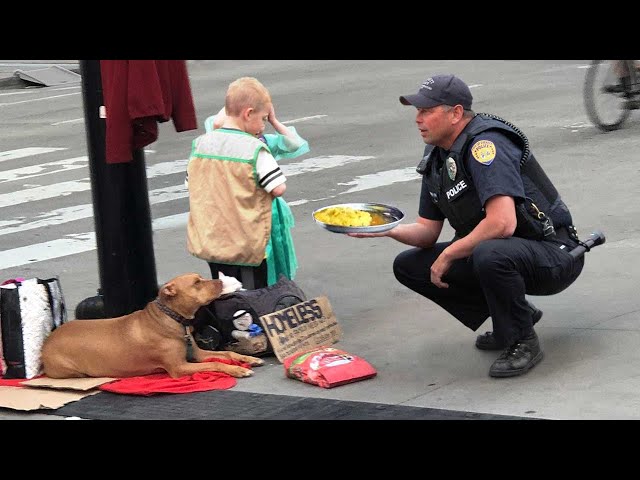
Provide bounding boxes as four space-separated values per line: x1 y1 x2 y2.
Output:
569 230 606 259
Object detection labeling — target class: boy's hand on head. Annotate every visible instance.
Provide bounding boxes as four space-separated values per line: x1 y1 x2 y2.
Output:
268 104 277 125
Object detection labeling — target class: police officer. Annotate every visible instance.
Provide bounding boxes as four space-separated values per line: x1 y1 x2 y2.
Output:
349 74 585 378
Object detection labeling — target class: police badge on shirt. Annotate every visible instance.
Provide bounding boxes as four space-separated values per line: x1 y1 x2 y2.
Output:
446 157 457 180
444 157 468 201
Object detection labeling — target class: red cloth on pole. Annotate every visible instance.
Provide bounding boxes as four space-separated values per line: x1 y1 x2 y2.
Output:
100 60 198 164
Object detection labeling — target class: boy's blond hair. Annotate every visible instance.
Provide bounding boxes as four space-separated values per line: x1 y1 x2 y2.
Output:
224 77 272 117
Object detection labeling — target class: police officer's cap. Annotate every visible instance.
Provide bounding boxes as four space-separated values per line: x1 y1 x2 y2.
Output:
400 74 473 110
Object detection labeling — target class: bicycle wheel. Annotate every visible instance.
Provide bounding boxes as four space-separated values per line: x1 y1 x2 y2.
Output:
583 60 633 131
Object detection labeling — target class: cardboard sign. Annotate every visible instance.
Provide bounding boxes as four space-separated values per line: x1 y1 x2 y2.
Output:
259 296 342 362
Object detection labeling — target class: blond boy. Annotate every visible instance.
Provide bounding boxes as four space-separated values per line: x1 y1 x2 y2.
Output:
187 77 286 289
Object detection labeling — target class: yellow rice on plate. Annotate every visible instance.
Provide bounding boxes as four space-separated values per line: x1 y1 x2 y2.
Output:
314 206 372 227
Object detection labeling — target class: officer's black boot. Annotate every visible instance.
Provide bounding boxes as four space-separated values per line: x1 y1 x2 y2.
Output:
475 303 543 351
489 329 544 378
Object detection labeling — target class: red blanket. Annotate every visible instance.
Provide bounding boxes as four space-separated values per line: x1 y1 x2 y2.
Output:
0 358 250 396
99 358 249 395
0 377 30 387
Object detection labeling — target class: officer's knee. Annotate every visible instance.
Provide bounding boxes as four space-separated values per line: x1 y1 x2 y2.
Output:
470 240 505 278
393 250 413 283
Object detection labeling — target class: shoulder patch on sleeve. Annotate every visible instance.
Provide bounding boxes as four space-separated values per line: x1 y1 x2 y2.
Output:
471 139 496 165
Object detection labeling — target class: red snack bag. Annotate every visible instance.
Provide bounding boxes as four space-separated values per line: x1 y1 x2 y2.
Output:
283 346 377 388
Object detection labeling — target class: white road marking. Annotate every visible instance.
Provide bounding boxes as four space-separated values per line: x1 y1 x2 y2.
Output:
282 115 327 124
0 155 372 208
1 165 411 236
0 149 155 183
0 155 373 233
289 167 418 206
0 161 420 267
339 167 420 194
0 212 197 269
0 90 37 97
282 155 374 175
0 156 87 183
0 147 67 163
0 185 189 236
0 92 80 106
51 118 84 126
49 86 82 92
0 232 97 269
47 112 322 130
0 85 80 98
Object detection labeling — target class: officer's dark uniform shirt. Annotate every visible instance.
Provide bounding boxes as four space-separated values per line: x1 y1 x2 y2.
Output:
419 131 525 221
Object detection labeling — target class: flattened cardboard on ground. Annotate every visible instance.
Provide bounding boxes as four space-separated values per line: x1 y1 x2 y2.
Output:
0 377 115 411
24 376 116 391
0 385 100 411
259 296 342 362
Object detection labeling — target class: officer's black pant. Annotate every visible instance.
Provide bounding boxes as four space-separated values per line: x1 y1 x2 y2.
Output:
393 234 585 346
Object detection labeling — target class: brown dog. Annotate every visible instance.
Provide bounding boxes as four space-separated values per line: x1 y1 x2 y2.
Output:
41 273 264 379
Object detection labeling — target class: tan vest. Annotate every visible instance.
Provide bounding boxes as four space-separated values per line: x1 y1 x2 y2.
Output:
186 129 273 266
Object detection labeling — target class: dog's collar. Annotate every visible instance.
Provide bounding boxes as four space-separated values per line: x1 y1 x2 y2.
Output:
154 299 196 363
154 299 192 326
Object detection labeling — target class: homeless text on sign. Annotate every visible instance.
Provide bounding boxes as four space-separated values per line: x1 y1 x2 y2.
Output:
259 296 342 362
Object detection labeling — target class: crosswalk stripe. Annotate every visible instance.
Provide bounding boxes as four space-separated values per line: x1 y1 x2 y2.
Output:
0 167 419 267
0 233 97 270
1 167 418 237
0 212 196 269
0 149 157 183
0 157 383 235
0 147 67 163
0 92 81 106
0 156 87 183
0 143 418 267
0 155 373 209
289 167 419 206
0 185 188 237
340 167 420 194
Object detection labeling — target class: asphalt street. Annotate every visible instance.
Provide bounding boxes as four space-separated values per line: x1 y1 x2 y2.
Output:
1 60 639 420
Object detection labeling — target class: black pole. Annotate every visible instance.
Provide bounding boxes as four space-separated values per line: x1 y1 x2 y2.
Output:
76 60 158 319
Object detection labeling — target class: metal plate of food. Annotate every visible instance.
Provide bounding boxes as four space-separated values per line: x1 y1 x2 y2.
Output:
312 203 405 234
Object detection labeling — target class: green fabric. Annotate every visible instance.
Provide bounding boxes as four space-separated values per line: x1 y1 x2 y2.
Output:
266 197 298 285
261 128 307 285
262 127 310 159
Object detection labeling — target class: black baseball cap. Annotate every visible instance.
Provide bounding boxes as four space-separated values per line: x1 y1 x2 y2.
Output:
399 74 473 110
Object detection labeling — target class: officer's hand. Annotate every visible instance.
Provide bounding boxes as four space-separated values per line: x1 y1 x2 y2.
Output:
430 254 450 289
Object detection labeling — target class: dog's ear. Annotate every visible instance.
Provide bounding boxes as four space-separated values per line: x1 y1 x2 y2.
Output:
212 279 223 298
160 282 177 299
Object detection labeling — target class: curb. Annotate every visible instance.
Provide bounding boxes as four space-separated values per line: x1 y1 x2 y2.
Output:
0 67 82 91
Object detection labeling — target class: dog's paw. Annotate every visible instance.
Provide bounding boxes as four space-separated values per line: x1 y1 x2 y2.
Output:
230 367 254 378
225 351 265 366
243 356 265 367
